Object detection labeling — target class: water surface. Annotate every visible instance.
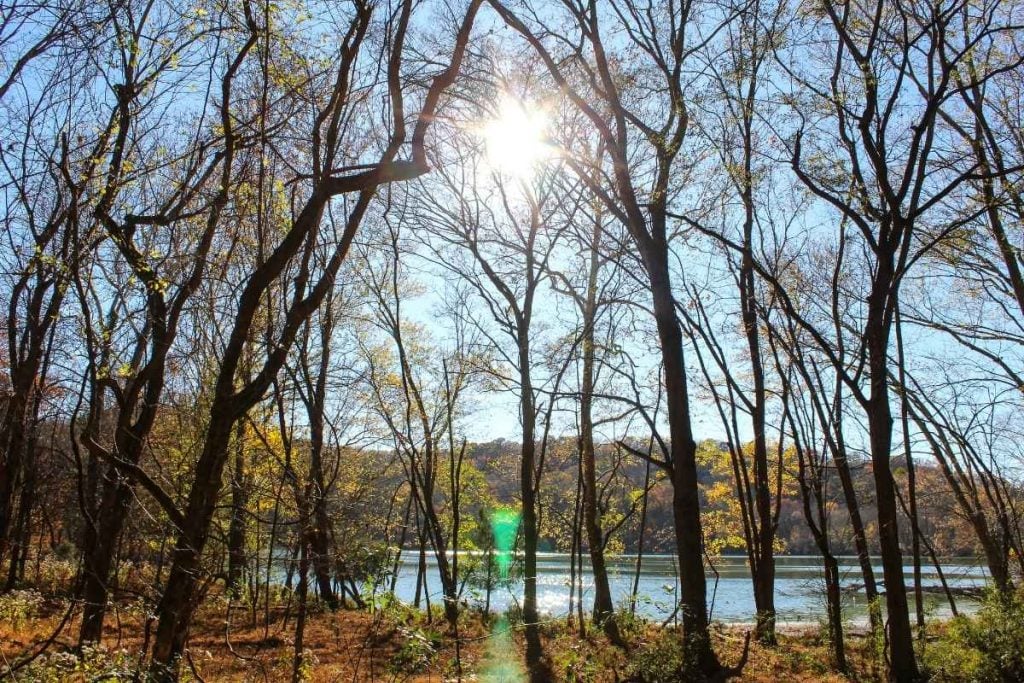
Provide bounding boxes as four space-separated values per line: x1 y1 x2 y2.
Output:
382 552 987 624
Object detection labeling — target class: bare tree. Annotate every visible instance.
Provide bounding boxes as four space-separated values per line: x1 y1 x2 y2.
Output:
778 3 1023 677
410 102 570 675
483 0 752 672
356 216 475 631
66 0 259 644
144 1 483 676
0 118 75 586
685 0 791 643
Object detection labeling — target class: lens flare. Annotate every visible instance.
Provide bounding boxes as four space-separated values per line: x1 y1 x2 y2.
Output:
480 615 526 682
483 508 526 682
490 507 521 580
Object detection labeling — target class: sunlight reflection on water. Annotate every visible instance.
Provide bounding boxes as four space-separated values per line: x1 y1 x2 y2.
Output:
385 553 988 625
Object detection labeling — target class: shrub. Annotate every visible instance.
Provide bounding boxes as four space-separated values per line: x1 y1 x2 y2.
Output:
613 605 646 641
389 625 442 674
280 647 318 682
554 641 600 683
924 591 1024 683
16 644 136 682
0 589 44 628
33 558 77 594
625 628 704 682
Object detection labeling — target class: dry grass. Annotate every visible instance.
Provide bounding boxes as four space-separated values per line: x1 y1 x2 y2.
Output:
0 593 883 681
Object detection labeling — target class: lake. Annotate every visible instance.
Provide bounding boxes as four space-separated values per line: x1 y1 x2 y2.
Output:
380 552 988 625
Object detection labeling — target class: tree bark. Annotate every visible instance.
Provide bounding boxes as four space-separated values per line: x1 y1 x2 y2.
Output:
741 225 776 645
519 335 545 681
226 421 247 599
864 250 917 682
579 215 621 644
306 314 338 610
647 246 716 672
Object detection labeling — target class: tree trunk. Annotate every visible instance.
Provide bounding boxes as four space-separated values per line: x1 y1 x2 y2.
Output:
631 459 651 617
309 502 336 610
148 415 236 681
414 519 426 609
421 500 458 628
227 421 247 599
865 258 917 682
484 543 493 618
306 311 338 610
787 384 848 674
823 552 848 673
518 333 546 681
4 468 33 590
741 244 776 645
647 246 717 673
580 219 621 643
831 416 882 632
291 539 309 683
79 476 134 644
895 306 924 634
569 456 582 634
0 399 29 571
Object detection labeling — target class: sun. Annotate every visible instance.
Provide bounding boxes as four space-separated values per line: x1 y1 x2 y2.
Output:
480 95 553 178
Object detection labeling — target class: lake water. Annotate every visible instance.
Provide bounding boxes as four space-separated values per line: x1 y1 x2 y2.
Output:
381 552 988 625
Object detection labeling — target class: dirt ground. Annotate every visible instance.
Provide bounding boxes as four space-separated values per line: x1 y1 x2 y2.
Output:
0 595 882 681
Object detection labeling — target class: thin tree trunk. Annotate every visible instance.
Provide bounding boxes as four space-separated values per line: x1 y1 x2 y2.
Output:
631 459 651 617
922 535 958 618
4 471 33 590
227 421 247 599
519 344 544 680
390 497 412 596
291 542 309 683
305 308 338 610
484 543 493 619
0 411 28 579
569 456 582 634
831 410 882 633
79 480 134 644
579 212 621 644
823 553 848 673
732 4 778 642
895 305 924 635
414 517 425 609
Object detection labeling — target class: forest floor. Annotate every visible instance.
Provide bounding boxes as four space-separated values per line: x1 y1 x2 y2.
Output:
0 592 888 681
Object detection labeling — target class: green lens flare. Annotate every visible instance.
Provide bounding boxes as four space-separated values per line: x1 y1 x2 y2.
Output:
490 508 520 580
482 508 525 681
480 615 525 682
